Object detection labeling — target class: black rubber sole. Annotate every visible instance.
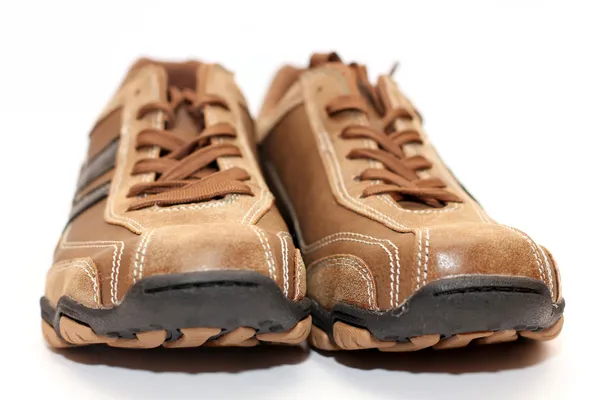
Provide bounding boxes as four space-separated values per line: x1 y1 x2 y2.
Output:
311 275 565 342
41 270 311 342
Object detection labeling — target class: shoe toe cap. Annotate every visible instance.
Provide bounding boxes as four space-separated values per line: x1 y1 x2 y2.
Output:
426 223 557 298
135 224 300 299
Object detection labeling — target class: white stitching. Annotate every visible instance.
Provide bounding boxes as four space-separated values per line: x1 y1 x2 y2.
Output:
383 80 477 213
78 262 100 307
473 204 493 224
277 232 290 296
61 241 121 305
224 80 271 188
246 190 269 223
154 195 239 212
303 232 400 306
133 231 150 283
537 244 554 295
59 229 124 306
137 229 155 282
141 114 160 184
389 233 401 306
423 228 430 286
105 125 145 231
501 226 546 284
207 75 272 224
107 89 240 222
310 259 376 307
251 226 277 281
248 190 272 224
309 257 376 308
302 73 408 232
382 195 462 214
303 231 400 307
114 68 262 223
416 230 423 290
133 229 155 283
104 73 163 232
59 243 119 304
302 73 409 306
50 259 101 307
115 240 125 304
379 79 495 222
103 73 243 226
323 133 407 230
242 189 265 224
294 251 304 300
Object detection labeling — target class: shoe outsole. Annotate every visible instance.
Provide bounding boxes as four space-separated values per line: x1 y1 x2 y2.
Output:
42 315 312 349
41 270 311 349
308 316 563 351
309 275 564 351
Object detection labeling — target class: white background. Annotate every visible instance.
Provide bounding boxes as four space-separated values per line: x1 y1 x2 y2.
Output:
1 1 598 399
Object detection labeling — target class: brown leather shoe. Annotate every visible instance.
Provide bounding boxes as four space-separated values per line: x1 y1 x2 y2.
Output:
257 52 564 351
41 59 310 349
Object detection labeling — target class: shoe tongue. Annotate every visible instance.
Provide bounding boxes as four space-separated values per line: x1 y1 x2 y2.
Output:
169 62 208 141
309 52 343 68
172 106 200 141
351 64 386 117
307 53 438 210
307 53 385 118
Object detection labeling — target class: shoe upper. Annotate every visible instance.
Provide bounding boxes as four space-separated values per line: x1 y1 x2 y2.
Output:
46 59 305 310
257 52 562 311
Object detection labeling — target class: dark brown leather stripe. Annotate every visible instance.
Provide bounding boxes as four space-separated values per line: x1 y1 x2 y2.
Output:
75 169 114 202
77 138 119 191
88 108 122 159
69 182 110 223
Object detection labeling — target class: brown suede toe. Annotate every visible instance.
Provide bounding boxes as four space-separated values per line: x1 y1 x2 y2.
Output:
42 59 310 349
258 52 564 351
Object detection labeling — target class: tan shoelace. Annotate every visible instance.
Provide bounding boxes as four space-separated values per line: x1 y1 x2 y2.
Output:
126 87 252 211
313 53 462 208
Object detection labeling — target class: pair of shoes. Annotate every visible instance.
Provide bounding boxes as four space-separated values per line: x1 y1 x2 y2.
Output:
41 53 564 351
